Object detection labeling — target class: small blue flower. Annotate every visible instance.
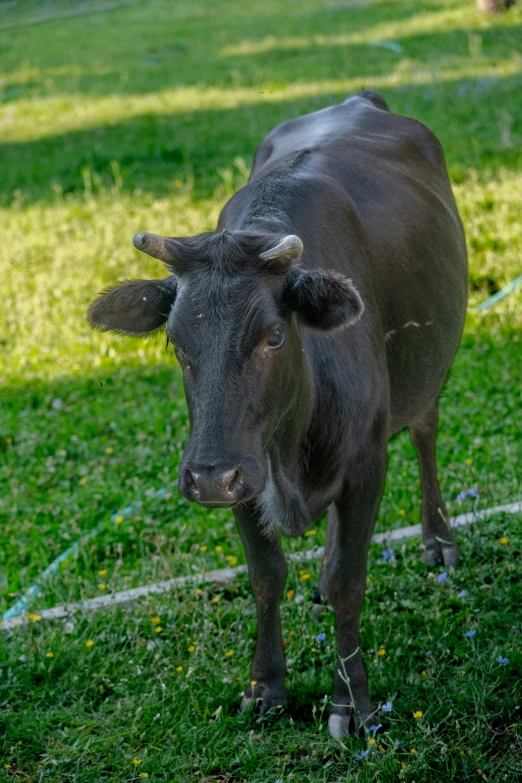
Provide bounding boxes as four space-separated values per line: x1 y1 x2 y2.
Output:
381 701 393 713
456 488 478 502
427 650 433 657
368 723 382 732
458 589 468 598
465 630 476 638
316 632 326 642
355 750 368 760
496 656 509 666
437 572 448 583
382 548 395 562
393 740 404 748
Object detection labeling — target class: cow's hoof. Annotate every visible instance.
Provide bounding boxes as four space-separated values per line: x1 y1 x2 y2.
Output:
240 682 287 716
328 706 374 740
421 541 442 565
442 542 460 568
328 712 356 739
421 537 460 568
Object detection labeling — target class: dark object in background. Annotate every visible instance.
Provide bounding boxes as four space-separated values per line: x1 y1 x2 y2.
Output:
477 0 516 11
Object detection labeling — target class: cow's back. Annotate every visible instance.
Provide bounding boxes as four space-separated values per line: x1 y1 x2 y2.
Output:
224 92 468 432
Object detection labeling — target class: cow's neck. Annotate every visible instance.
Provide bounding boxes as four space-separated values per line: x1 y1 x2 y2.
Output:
257 307 336 538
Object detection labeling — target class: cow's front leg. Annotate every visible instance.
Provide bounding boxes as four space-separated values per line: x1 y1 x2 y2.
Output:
233 502 288 715
323 446 387 739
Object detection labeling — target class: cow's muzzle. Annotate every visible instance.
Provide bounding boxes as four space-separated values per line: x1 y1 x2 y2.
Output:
178 459 264 507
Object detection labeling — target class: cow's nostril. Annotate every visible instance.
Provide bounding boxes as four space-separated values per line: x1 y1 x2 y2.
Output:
187 471 200 497
221 468 240 494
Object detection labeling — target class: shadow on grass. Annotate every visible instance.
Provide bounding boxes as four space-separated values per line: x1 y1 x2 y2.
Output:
2 69 521 206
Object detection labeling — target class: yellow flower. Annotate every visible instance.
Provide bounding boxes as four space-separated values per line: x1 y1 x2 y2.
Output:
378 744 384 751
45 652 54 658
299 573 311 581
369 738 376 746
98 569 107 576
225 650 234 657
226 555 238 566
212 595 222 603
151 617 161 624
176 666 183 672
500 537 509 545
200 545 208 552
250 679 257 686
98 584 106 590
86 640 94 647
465 458 473 465
410 748 416 754
304 529 316 537
155 627 163 633
139 774 149 778
413 710 423 719
421 670 426 677
311 647 317 652
399 509 406 515
287 589 295 599
401 761 406 769
377 648 386 657
124 575 131 581
133 758 141 765
188 645 196 653
105 447 113 454
215 545 223 552
195 588 203 596
79 477 88 485
27 613 42 622
115 515 124 524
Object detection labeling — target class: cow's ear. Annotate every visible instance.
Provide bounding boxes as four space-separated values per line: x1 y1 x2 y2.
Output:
283 268 364 332
87 277 177 336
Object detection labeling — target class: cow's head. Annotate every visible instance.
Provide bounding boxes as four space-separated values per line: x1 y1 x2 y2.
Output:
87 230 363 508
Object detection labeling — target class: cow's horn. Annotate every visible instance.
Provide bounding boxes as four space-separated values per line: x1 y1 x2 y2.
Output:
259 234 303 262
133 232 184 267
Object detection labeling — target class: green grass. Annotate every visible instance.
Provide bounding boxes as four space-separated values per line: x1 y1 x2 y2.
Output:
0 0 521 779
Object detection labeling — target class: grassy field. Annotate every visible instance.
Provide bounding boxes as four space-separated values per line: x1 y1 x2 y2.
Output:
0 0 521 780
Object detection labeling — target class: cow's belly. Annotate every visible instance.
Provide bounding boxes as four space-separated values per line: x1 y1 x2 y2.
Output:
385 309 464 434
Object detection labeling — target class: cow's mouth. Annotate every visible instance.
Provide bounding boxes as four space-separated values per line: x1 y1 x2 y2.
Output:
197 500 241 509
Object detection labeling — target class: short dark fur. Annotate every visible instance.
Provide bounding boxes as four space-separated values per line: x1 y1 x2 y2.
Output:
87 91 468 738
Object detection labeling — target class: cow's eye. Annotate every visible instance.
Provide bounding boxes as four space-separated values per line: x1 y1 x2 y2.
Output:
267 325 285 349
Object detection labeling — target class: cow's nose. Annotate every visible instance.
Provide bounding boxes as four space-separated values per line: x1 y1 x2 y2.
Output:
180 466 242 505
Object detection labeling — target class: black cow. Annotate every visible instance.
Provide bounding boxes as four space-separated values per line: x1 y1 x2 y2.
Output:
88 91 467 738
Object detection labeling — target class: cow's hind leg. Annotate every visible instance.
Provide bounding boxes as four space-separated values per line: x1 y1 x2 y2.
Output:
410 405 459 568
314 505 337 605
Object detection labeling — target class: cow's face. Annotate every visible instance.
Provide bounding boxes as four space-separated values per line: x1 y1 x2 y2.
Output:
88 231 363 508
